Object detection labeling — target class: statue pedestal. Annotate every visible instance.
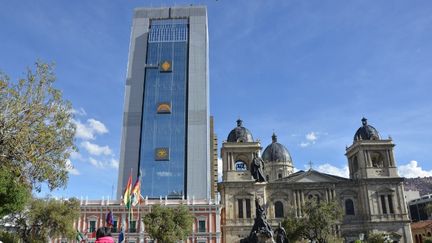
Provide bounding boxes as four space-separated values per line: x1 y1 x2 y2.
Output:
253 183 267 204
257 234 275 243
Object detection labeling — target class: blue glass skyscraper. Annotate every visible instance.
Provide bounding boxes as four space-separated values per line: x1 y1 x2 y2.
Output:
117 6 210 200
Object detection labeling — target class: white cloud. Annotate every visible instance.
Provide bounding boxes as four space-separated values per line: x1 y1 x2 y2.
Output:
88 119 108 134
306 132 318 143
314 163 349 178
87 157 119 170
81 141 112 156
299 132 319 148
71 107 87 116
300 142 310 147
66 159 80 175
70 151 83 161
89 157 104 168
157 171 172 177
110 158 119 169
73 119 108 140
398 160 432 178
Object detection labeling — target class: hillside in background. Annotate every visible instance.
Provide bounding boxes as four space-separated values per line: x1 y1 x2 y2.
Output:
404 177 432 196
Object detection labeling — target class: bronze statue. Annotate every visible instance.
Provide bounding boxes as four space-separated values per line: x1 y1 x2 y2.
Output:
251 153 266 182
240 198 273 243
274 222 289 243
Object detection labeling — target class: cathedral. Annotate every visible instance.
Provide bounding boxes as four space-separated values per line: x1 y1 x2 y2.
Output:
219 118 412 243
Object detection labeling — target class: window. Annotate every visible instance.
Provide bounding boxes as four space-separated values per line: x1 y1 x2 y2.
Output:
352 156 358 171
274 201 284 218
278 173 282 179
245 199 251 218
198 220 206 232
381 195 387 214
129 221 136 233
345 199 355 215
371 152 384 168
388 195 394 214
266 175 269 181
112 221 117 233
89 220 96 233
238 199 244 218
238 199 251 218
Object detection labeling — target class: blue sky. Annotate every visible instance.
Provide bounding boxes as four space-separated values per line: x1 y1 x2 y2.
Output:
1 0 432 199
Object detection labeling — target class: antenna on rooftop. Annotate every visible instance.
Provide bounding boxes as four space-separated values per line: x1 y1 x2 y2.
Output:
308 161 313 170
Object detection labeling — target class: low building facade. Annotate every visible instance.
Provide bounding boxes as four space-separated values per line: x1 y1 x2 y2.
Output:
67 198 221 243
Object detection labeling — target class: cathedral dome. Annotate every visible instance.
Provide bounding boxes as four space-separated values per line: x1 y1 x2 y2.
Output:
354 117 380 141
262 133 292 163
227 119 254 143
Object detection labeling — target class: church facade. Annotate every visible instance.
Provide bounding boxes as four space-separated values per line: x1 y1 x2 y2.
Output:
219 118 412 243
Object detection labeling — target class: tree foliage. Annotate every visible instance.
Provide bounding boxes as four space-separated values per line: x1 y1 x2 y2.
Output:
282 199 342 243
0 61 76 195
0 197 80 243
366 232 386 243
0 230 19 243
143 204 194 243
281 212 305 243
0 169 31 218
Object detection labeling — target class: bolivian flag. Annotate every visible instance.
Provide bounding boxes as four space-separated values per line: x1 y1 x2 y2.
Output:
123 174 132 209
131 177 141 207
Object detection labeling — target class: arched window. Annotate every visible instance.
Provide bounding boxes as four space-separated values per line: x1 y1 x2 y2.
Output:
274 201 284 218
345 199 355 215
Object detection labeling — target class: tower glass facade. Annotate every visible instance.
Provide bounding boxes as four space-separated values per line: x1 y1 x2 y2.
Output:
140 19 188 198
117 6 209 200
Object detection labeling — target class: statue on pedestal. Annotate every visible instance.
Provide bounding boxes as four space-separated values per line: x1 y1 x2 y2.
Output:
240 198 273 243
251 153 266 182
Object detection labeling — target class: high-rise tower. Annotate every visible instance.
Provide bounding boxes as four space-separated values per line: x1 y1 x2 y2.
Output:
117 6 209 200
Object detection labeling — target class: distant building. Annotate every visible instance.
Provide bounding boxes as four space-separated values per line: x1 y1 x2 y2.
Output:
210 116 219 200
219 118 412 243
70 199 221 243
409 194 432 222
411 220 432 243
117 6 210 200
405 190 421 205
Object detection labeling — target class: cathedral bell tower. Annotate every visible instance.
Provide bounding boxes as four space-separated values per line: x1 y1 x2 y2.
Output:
221 119 261 182
345 118 399 179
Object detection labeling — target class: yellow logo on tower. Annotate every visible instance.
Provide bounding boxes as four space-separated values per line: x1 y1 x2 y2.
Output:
155 148 169 161
160 60 172 72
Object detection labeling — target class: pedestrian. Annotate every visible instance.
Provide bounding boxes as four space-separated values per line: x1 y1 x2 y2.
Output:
95 227 114 243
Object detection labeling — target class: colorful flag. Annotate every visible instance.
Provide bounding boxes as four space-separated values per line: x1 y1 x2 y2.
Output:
106 210 114 226
118 228 125 243
123 174 132 209
131 174 141 207
76 230 85 242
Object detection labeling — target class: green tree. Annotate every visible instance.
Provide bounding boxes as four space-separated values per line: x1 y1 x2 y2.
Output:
0 61 76 215
281 212 306 242
366 232 385 243
0 197 80 243
425 203 432 218
143 204 194 243
282 199 342 243
0 230 19 243
0 169 31 218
